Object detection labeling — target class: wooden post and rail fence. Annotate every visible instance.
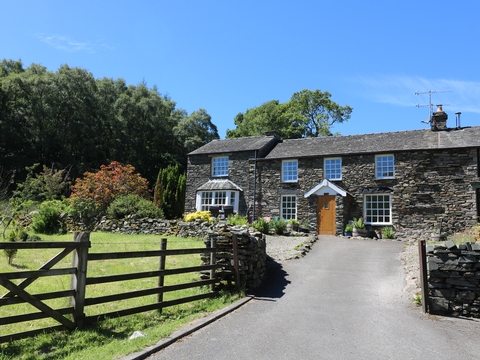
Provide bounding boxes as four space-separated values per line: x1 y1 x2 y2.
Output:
0 232 221 343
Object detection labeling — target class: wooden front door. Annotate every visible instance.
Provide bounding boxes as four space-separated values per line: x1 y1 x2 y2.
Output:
317 195 336 235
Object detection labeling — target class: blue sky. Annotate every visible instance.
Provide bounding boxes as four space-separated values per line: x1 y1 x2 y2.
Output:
2 1 480 138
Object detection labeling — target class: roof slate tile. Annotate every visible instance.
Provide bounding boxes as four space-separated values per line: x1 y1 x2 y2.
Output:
264 127 480 159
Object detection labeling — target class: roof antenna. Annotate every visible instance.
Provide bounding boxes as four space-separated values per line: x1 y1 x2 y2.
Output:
415 90 451 123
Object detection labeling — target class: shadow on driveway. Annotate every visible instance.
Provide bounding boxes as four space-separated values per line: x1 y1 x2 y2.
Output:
248 259 291 300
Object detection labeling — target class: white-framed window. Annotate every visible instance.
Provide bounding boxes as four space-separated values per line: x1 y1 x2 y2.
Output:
324 157 342 180
281 195 297 220
375 154 395 179
282 160 298 182
196 191 239 212
364 194 392 225
212 156 229 177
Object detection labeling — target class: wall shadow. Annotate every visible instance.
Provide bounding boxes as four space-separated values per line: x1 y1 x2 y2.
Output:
248 259 290 300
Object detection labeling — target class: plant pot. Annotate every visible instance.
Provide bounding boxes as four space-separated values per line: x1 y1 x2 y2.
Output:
344 231 352 237
353 228 367 237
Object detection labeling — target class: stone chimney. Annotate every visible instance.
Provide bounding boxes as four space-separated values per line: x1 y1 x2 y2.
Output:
431 105 448 131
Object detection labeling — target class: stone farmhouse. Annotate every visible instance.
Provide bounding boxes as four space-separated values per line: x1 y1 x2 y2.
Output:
185 108 480 240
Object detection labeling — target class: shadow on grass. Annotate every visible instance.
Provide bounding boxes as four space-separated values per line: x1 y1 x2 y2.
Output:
9 263 29 270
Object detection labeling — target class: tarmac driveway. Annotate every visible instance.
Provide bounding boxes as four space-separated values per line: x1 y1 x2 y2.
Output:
144 236 480 360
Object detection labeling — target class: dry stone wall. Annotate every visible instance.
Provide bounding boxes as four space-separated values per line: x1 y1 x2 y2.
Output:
427 240 480 317
201 223 266 290
75 216 267 290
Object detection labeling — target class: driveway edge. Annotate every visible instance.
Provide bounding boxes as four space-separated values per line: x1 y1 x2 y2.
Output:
121 295 254 360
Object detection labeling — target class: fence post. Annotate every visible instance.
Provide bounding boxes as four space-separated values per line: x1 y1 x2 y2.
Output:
71 232 90 328
418 239 429 313
232 234 240 292
158 238 167 313
210 238 216 292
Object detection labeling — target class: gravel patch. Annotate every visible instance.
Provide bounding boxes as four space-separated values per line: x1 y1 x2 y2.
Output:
400 240 421 302
265 234 317 262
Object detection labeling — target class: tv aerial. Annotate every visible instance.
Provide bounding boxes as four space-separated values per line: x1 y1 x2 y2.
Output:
415 90 451 123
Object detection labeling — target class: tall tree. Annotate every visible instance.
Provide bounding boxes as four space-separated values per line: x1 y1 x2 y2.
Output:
0 58 220 189
173 108 219 156
154 164 186 219
287 89 353 137
226 89 352 139
226 100 301 139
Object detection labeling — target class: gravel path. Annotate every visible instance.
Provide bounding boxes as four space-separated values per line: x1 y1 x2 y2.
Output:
265 234 316 261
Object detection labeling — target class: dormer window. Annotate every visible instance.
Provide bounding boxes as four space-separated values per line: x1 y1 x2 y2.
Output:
212 156 229 177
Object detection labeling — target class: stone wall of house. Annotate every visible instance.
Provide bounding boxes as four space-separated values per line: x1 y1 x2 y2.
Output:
254 148 479 240
185 151 256 215
427 240 480 317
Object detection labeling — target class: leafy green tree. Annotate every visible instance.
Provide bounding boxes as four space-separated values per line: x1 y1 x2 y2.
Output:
226 100 301 139
173 108 219 156
114 83 179 183
154 164 186 219
0 59 24 77
0 58 220 190
287 89 353 137
226 89 352 139
12 164 70 203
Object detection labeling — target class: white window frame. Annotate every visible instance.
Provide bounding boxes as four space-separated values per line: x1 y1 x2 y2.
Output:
212 156 229 177
364 194 392 225
280 195 297 220
282 160 298 183
196 191 239 212
324 157 342 180
375 154 395 179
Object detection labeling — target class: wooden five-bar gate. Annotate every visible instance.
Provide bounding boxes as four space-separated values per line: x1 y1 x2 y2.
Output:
0 232 218 343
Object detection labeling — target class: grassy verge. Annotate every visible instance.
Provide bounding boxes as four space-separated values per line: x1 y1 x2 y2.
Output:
0 232 242 359
427 223 480 246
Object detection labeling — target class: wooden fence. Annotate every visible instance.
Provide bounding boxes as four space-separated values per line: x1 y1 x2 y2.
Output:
0 232 218 343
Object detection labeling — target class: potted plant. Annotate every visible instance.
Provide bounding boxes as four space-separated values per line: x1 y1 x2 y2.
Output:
382 226 394 239
299 220 309 233
288 219 300 232
344 224 353 237
352 217 367 237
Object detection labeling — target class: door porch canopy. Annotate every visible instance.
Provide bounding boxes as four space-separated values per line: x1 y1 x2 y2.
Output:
304 179 349 198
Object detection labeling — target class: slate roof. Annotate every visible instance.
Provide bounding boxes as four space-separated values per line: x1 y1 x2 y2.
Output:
188 135 278 155
263 126 480 160
197 179 243 191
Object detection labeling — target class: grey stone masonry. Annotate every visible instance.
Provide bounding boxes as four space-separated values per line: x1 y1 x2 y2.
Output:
185 150 256 215
254 147 479 240
201 223 266 290
427 240 480 317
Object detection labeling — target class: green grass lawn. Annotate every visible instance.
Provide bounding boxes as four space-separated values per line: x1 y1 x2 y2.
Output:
0 232 241 360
